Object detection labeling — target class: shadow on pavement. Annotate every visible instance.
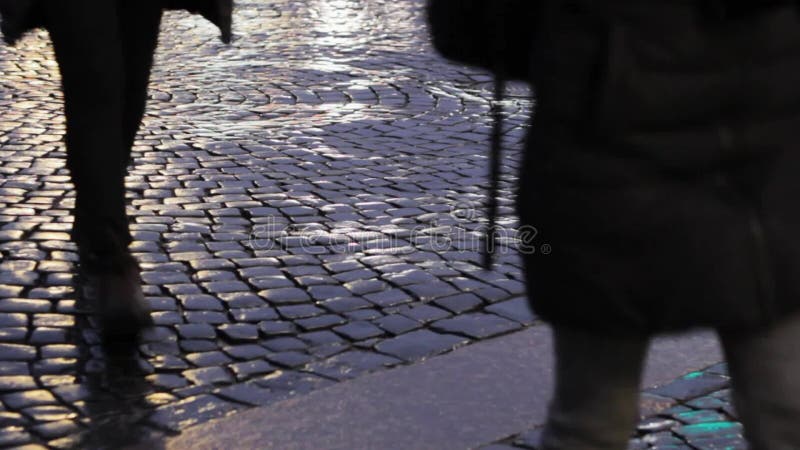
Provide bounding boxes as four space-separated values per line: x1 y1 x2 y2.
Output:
63 296 166 450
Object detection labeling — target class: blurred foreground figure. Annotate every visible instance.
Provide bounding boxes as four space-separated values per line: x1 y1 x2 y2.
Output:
431 0 800 448
0 0 231 350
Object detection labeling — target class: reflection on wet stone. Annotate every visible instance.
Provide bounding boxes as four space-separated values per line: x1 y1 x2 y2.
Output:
0 0 552 445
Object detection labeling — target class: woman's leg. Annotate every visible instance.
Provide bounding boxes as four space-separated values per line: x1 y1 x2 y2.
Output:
719 314 800 449
542 326 649 450
117 1 162 167
42 1 152 347
42 0 130 261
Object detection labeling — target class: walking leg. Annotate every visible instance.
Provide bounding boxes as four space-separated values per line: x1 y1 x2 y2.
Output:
542 326 649 450
719 314 800 449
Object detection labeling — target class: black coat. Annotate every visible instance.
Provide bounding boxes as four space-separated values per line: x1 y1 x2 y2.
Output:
519 2 800 334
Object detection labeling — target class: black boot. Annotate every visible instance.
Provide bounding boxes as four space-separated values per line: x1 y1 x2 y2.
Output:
79 251 153 353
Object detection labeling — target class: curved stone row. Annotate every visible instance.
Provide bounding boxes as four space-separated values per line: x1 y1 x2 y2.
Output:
0 0 537 447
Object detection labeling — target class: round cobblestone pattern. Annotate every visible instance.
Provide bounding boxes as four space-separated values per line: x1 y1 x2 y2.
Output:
0 0 535 447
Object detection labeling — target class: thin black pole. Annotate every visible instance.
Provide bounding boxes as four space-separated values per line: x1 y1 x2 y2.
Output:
484 75 504 270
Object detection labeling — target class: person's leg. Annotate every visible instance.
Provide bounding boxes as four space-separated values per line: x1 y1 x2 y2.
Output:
541 326 649 450
41 0 130 262
42 0 151 346
117 1 162 167
719 313 800 449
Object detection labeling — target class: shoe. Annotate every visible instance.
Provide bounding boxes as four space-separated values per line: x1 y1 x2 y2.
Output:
79 252 153 352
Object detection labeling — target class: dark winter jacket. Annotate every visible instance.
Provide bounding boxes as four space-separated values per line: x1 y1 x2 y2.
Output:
519 1 800 334
0 0 232 45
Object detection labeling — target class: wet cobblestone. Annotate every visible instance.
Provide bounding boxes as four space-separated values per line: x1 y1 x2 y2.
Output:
0 0 736 447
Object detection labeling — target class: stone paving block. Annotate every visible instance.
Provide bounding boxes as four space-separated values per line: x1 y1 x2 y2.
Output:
0 286 24 298
343 279 388 296
228 360 276 381
675 421 744 441
0 344 36 361
176 324 217 340
186 351 233 368
218 324 260 342
179 340 218 353
433 293 483 314
2 390 58 410
147 394 238 431
221 344 267 361
276 304 325 320
0 426 33 447
295 314 347 331
403 282 459 301
262 337 307 353
31 419 79 440
183 367 233 386
344 309 384 321
333 321 385 341
179 294 224 311
265 351 313 369
485 297 537 325
253 371 333 398
258 321 297 337
374 314 422 335
431 313 522 339
364 289 412 307
51 385 91 404
0 313 27 327
305 350 401 381
214 382 277 407
374 329 469 362
298 330 345 347
203 281 251 294
672 409 728 425
473 287 513 303
400 304 452 323
260 288 311 305
0 328 28 343
0 299 51 313
0 411 29 427
183 311 229 325
332 269 377 283
219 292 265 308
230 307 279 322
307 284 351 301
0 362 30 376
150 355 190 372
650 371 731 402
248 276 294 290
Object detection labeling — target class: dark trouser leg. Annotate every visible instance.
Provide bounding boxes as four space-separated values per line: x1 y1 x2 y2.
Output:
42 0 129 261
118 2 162 166
719 314 800 449
43 0 154 345
542 326 649 450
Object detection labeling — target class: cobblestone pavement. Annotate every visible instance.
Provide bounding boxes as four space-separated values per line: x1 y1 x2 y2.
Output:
0 1 533 447
0 1 736 449
484 363 747 450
